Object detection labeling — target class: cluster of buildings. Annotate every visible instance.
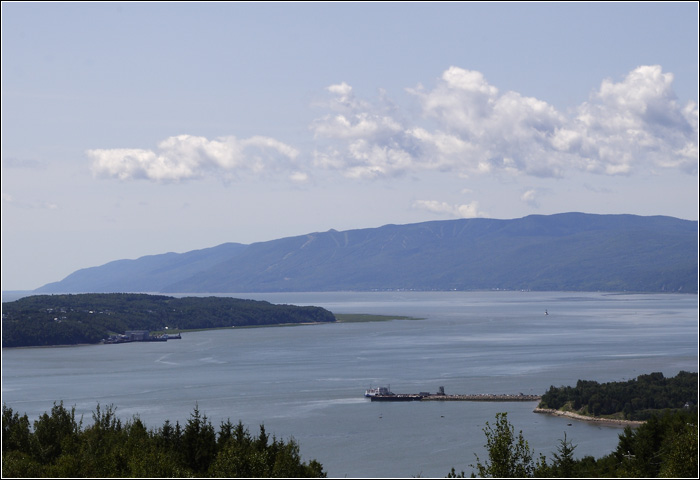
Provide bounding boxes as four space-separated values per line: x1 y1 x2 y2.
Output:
103 330 181 344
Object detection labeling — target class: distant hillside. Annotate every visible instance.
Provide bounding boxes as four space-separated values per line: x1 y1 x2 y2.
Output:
35 213 698 294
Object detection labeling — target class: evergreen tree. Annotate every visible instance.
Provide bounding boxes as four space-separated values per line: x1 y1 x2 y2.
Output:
550 432 577 477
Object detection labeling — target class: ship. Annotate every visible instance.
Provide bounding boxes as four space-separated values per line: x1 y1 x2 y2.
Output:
365 386 392 397
365 385 425 401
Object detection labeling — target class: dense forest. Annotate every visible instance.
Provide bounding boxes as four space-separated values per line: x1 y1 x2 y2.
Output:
1 293 336 348
2 402 325 477
538 371 698 420
3 402 696 478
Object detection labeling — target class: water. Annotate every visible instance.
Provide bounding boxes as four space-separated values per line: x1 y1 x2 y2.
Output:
2 291 697 477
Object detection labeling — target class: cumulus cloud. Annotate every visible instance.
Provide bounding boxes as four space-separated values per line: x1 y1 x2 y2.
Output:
89 134 300 182
558 65 699 175
312 65 697 180
413 199 487 218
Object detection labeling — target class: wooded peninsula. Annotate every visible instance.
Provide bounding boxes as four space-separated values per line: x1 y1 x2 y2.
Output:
537 371 697 422
1 293 336 348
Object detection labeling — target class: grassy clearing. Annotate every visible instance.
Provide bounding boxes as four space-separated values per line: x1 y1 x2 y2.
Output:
333 313 423 323
148 314 423 335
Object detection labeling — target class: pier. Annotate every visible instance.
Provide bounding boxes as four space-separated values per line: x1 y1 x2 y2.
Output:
369 393 541 402
366 386 541 402
421 393 541 402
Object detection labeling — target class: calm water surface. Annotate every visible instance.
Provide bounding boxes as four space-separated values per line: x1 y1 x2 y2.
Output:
2 291 697 477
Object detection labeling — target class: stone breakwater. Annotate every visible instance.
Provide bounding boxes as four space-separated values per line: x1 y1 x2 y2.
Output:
533 408 645 426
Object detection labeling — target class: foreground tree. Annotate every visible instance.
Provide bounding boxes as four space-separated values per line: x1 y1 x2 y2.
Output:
2 403 325 478
470 412 547 478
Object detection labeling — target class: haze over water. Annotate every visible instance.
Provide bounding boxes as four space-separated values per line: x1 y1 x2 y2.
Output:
2 291 697 477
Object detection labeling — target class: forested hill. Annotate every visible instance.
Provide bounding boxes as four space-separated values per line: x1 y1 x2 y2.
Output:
35 213 698 294
1 293 336 348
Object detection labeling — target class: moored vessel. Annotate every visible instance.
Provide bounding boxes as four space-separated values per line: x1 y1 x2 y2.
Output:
365 386 392 397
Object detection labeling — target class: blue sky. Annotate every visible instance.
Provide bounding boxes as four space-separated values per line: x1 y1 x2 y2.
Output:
2 2 698 291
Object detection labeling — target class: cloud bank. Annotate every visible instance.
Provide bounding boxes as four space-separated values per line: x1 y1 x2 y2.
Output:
89 65 698 183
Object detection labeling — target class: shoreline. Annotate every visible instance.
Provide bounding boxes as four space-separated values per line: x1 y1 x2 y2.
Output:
533 407 645 427
3 314 420 349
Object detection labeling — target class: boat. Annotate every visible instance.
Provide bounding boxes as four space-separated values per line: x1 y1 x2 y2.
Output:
365 386 392 397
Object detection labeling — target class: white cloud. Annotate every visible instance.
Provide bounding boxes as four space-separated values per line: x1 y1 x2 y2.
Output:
88 134 300 182
520 189 540 208
289 171 310 183
560 65 699 176
321 82 370 113
311 84 419 179
412 199 486 218
313 65 697 181
408 67 568 178
88 65 697 185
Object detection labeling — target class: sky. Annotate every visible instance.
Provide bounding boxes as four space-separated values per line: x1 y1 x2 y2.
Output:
1 2 698 291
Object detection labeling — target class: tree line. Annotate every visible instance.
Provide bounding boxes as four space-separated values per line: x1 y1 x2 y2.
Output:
2 402 325 478
2 293 336 348
538 371 697 420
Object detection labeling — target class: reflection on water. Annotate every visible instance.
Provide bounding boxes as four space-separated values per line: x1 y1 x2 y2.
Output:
2 291 697 478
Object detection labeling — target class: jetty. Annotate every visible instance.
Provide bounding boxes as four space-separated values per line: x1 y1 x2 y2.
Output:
366 386 541 402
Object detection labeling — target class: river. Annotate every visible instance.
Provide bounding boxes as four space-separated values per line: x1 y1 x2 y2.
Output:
1 291 697 477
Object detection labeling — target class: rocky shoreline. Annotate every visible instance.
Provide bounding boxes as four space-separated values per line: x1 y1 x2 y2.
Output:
533 407 646 427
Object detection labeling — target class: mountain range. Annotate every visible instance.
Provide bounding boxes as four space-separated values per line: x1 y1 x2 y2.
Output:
35 213 698 294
